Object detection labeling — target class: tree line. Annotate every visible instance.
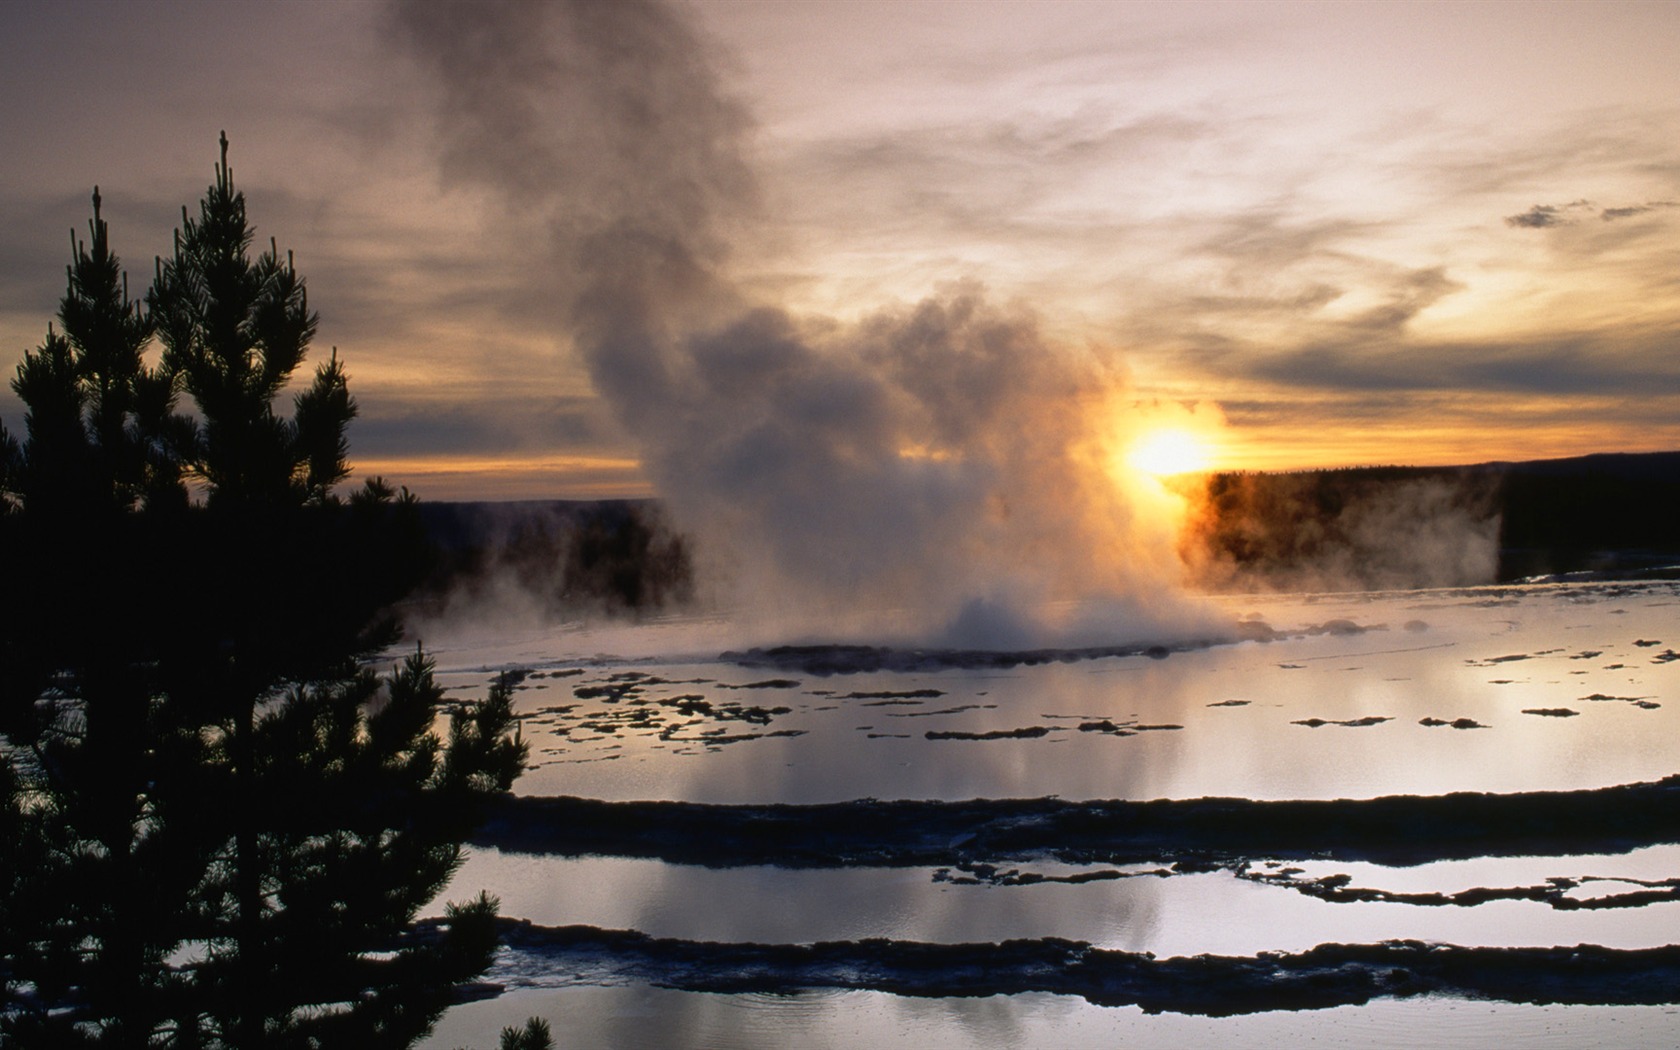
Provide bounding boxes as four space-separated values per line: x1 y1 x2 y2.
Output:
0 136 535 1047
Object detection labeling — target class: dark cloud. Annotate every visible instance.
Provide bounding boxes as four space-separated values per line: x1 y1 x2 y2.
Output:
1601 200 1679 221
1505 205 1565 228
1504 199 1594 228
1503 197 1680 228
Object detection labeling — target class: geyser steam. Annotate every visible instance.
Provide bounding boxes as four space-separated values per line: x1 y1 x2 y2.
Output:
390 0 1211 644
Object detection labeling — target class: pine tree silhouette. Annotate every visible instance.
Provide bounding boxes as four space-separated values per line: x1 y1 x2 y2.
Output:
11 185 186 516
0 136 527 1047
0 186 196 1045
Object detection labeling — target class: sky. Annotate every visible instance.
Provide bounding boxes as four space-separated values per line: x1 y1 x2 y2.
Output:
2 0 1678 502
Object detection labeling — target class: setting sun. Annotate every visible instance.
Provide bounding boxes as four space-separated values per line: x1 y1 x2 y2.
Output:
1127 428 1213 478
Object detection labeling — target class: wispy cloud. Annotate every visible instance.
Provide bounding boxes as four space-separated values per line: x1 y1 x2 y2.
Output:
1507 198 1679 227
1505 200 1594 228
1600 200 1679 221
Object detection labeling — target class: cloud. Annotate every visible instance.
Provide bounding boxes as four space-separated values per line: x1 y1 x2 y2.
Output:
1505 205 1565 228
1505 198 1680 228
1601 200 1679 221
1154 210 1680 416
1504 199 1594 228
1243 331 1680 397
1345 266 1464 332
353 395 625 460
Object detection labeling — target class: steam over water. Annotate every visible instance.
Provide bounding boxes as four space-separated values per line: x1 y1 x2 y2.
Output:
390 0 1210 646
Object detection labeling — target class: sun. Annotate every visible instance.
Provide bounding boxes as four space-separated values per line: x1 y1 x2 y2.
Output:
1127 427 1213 478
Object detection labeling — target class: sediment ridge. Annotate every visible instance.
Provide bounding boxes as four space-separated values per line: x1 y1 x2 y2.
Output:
448 921 1680 1015
474 775 1680 868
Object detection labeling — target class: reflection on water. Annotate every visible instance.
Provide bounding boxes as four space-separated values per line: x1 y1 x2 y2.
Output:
428 581 1680 802
416 581 1680 1044
425 984 1680 1050
444 846 1680 958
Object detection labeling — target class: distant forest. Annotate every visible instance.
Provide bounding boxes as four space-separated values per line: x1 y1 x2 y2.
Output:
413 500 694 618
1185 450 1680 589
421 451 1680 611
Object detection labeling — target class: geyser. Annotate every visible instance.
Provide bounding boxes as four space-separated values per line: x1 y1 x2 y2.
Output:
390 0 1218 646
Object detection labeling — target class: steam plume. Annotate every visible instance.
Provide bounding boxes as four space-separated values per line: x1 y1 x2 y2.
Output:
389 0 1206 644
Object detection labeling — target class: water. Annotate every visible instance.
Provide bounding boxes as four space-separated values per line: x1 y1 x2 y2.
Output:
414 580 1680 1046
426 988 1680 1050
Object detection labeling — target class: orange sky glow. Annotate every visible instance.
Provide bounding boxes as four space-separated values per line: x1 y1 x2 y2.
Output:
2 1 1678 501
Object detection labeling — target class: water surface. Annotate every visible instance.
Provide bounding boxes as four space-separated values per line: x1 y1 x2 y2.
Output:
417 580 1680 1045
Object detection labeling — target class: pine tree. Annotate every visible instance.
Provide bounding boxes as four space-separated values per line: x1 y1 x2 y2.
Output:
149 133 353 509
0 137 527 1047
498 1017 555 1050
0 419 17 514
10 186 185 515
0 188 196 1045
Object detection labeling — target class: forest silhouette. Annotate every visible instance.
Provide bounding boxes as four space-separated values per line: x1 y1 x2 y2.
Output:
0 136 530 1047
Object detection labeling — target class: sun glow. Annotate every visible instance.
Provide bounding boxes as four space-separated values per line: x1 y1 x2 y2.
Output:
1127 427 1213 478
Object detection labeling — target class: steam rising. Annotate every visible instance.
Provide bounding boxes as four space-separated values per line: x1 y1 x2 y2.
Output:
389 0 1210 644
1186 474 1501 594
